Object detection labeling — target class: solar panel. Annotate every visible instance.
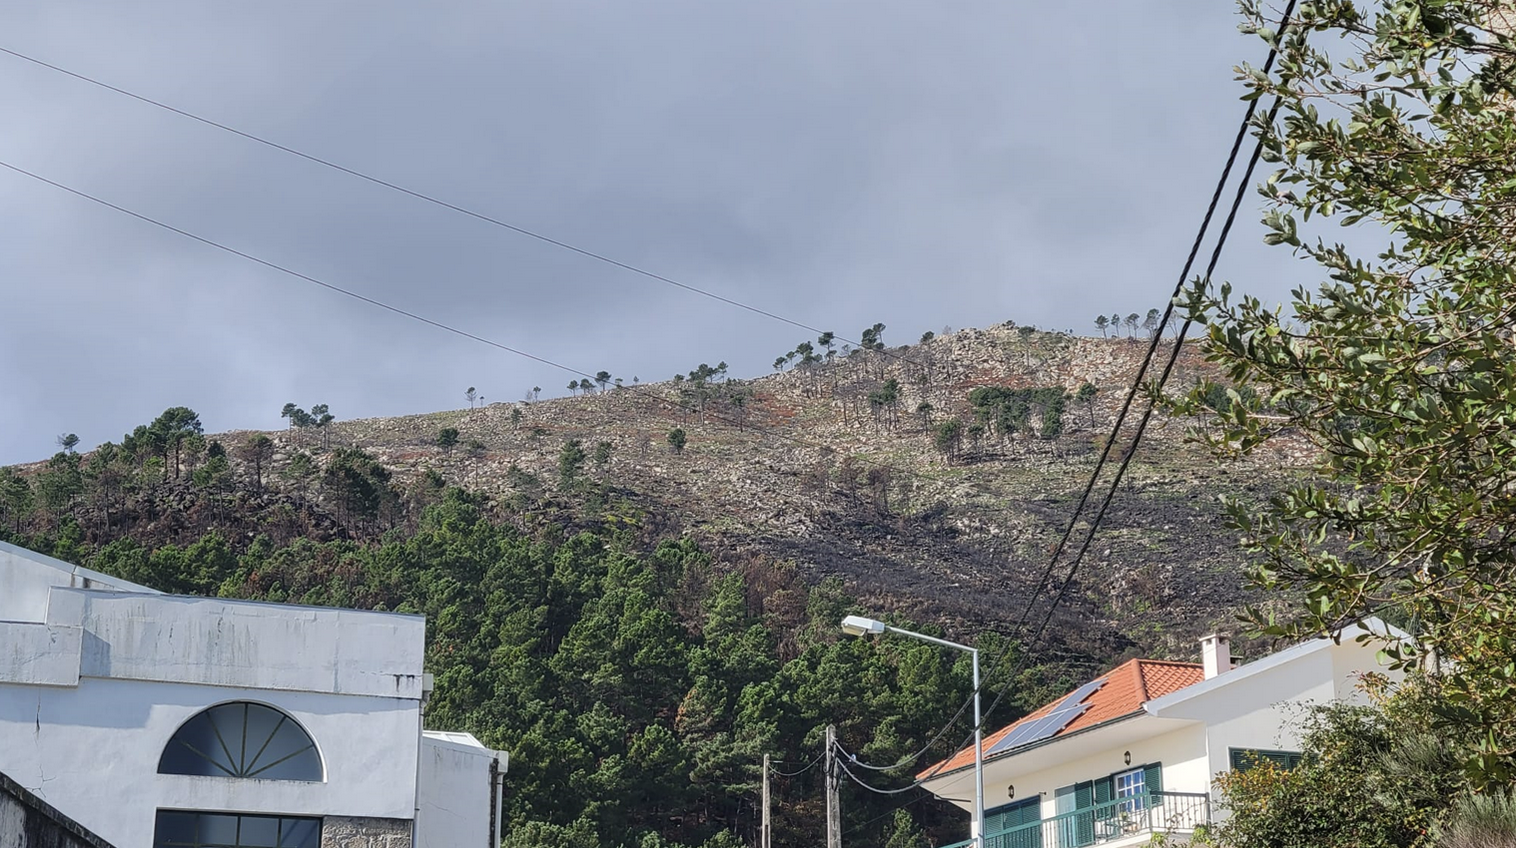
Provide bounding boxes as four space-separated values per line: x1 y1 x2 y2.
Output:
986 677 1108 755
1057 678 1108 710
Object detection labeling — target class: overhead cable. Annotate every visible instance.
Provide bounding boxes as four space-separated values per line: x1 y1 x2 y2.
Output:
0 156 960 496
770 750 826 778
0 44 933 368
839 0 1301 785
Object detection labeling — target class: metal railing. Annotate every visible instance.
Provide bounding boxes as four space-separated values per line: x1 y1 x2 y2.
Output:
940 791 1211 848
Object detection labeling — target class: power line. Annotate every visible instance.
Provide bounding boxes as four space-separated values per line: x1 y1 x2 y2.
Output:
832 751 924 796
5 2 1295 807
837 0 1301 789
0 44 932 367
966 2 1302 750
770 750 826 778
0 153 981 511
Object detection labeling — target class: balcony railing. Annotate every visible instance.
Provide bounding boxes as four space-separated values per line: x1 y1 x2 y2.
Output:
941 790 1211 848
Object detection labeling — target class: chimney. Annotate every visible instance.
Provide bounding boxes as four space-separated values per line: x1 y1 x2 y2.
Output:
1201 634 1231 679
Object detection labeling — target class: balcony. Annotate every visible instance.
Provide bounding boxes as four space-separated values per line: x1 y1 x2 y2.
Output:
942 791 1211 848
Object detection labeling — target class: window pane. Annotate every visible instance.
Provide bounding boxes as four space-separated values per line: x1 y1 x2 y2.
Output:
1114 769 1145 812
159 702 321 781
159 712 237 777
154 811 322 848
280 819 322 848
154 811 198 846
250 744 322 781
1230 748 1304 773
196 813 241 846
237 815 280 847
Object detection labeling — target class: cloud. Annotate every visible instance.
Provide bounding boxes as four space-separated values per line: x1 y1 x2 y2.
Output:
1 0 1320 463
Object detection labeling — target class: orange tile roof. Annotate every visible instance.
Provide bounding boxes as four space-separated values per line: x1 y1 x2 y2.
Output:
920 658 1204 778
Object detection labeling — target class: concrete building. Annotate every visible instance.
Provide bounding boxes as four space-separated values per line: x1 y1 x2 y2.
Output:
1 768 117 848
920 621 1402 848
0 541 506 848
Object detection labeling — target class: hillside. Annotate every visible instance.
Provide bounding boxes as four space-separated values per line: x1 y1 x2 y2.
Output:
342 327 1300 651
4 325 1310 666
39 324 1301 664
0 323 1316 846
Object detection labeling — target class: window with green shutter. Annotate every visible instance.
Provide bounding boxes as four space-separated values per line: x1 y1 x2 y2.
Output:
1229 748 1304 772
984 798 1041 848
1051 763 1163 847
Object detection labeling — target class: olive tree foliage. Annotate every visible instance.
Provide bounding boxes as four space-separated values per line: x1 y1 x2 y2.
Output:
1203 674 1516 848
1177 0 1516 785
1203 680 1457 848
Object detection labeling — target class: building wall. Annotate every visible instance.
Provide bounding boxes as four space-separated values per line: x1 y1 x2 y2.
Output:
1 546 500 848
0 541 150 624
0 770 116 848
415 735 499 848
970 724 1210 838
946 632 1403 841
48 589 428 700
1157 639 1387 783
0 676 422 848
0 582 431 848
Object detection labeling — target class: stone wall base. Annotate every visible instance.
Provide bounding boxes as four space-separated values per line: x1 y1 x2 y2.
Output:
320 816 412 848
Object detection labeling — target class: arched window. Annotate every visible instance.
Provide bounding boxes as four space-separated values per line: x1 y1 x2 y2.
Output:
159 702 322 781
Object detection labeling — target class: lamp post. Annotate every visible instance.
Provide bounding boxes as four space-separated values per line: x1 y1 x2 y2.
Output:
841 615 985 848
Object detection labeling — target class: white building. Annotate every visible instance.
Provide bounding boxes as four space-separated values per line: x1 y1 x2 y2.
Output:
919 622 1402 848
0 540 506 848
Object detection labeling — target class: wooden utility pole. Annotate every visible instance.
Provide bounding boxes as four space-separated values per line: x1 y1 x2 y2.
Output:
825 725 841 848
761 753 771 848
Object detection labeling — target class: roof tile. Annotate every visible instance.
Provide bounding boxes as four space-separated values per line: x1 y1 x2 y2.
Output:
920 659 1204 778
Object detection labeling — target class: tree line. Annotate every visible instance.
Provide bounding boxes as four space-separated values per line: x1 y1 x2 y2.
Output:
1 485 1041 848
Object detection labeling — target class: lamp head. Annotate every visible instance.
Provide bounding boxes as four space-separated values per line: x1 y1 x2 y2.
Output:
841 615 886 637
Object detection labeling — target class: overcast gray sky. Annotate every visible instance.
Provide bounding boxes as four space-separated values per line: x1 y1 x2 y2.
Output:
0 0 1318 465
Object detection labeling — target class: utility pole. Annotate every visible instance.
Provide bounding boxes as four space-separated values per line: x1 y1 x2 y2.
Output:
761 753 771 848
825 725 841 848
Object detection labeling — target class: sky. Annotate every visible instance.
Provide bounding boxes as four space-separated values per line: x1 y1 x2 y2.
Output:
0 0 1326 465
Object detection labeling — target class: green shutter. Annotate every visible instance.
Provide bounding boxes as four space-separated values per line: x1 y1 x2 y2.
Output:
985 799 1041 848
986 799 1039 831
1230 748 1304 772
1143 761 1163 804
1093 776 1113 805
1013 801 1041 826
1075 781 1095 847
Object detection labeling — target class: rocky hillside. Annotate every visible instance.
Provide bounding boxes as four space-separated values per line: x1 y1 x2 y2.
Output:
237 324 1308 665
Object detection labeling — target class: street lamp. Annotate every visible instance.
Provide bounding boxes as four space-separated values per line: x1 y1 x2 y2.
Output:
840 615 985 848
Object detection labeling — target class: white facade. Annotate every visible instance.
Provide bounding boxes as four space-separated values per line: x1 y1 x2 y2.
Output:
418 732 507 847
0 541 504 848
922 622 1402 847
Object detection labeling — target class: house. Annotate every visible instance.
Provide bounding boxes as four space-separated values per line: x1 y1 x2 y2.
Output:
0 540 506 848
919 622 1402 848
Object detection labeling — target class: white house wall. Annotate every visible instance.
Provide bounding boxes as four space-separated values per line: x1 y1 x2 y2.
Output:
47 589 427 700
1007 725 1205 833
0 546 503 848
416 734 498 848
0 676 422 847
0 622 80 687
930 722 1211 840
1200 650 1334 780
1150 639 1392 782
0 541 151 624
